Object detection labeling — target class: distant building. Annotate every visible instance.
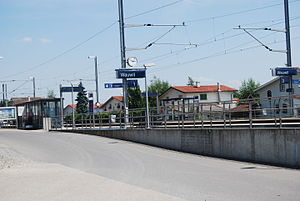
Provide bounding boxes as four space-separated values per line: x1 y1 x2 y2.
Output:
63 103 104 115
63 104 76 115
160 84 237 106
9 97 43 106
100 96 124 112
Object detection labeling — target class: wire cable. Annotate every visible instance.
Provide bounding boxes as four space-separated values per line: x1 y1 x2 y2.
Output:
125 0 183 20
186 0 300 23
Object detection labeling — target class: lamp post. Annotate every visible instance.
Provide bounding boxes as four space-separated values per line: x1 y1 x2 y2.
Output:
29 77 36 98
143 63 155 129
88 56 99 104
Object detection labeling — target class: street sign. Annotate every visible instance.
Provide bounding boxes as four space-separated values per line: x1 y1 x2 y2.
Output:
142 92 158 97
275 68 297 76
116 69 145 79
293 79 300 84
280 77 290 84
127 80 138 87
104 80 138 88
104 83 123 88
61 86 83 93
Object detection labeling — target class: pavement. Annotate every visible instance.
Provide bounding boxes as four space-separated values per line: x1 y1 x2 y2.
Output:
0 129 300 201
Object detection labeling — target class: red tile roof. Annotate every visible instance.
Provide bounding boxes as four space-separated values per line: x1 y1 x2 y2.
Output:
171 85 237 93
113 96 123 102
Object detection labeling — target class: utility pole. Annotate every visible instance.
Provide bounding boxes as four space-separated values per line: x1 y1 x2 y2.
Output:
118 0 129 124
284 0 294 111
88 56 100 104
32 77 36 98
5 84 7 106
2 84 4 103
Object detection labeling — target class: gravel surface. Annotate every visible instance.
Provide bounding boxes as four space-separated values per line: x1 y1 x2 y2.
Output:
0 143 31 170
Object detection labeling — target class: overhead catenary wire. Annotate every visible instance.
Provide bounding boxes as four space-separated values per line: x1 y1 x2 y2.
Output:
186 0 300 23
1 1 184 80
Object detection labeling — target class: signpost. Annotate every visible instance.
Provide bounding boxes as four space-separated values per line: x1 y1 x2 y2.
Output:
116 69 145 79
61 86 83 93
275 67 297 76
104 80 138 88
280 77 290 84
292 79 300 84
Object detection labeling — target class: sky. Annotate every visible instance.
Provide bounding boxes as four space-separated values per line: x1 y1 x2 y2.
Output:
1 0 300 105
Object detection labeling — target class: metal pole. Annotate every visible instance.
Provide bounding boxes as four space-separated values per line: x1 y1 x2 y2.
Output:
145 66 150 129
284 0 294 111
60 84 64 129
284 0 292 67
32 77 36 98
94 57 99 104
118 0 129 125
2 84 4 103
71 83 75 129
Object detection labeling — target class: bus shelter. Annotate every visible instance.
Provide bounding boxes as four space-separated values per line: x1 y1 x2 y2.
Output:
15 98 61 129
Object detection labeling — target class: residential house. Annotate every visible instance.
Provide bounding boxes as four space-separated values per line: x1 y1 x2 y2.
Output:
254 70 300 116
100 96 124 112
159 84 237 120
64 103 104 115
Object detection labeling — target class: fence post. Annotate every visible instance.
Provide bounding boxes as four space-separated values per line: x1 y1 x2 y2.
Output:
210 105 212 128
223 103 226 128
201 104 204 128
249 102 253 129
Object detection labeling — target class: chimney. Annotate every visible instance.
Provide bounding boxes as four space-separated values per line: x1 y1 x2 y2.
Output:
195 81 200 88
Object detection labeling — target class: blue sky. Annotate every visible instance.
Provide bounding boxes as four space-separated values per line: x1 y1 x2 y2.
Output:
1 0 300 104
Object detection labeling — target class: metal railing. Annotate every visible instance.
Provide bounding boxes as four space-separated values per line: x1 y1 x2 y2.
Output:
51 95 300 130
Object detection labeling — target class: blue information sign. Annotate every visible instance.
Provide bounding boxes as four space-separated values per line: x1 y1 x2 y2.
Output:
142 92 158 97
275 68 297 76
116 69 145 79
61 86 83 93
293 79 300 84
280 77 290 84
104 80 138 88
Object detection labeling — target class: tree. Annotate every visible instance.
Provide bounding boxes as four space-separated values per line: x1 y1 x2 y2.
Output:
128 86 144 109
235 78 261 101
148 76 170 107
47 90 56 98
187 76 195 86
75 82 88 114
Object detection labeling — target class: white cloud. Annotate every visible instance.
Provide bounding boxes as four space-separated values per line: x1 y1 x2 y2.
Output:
39 38 52 43
19 37 33 43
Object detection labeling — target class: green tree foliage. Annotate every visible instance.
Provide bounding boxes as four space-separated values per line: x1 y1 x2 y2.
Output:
47 90 56 98
148 76 170 107
75 82 88 114
0 101 6 107
187 76 195 86
235 78 261 101
128 86 144 109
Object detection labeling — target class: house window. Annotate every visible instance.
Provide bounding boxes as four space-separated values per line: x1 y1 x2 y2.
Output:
267 90 272 100
200 94 207 100
280 84 285 92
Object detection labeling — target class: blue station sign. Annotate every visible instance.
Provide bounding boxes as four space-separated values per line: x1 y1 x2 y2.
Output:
104 80 138 88
293 79 300 84
61 86 84 93
280 77 290 84
116 69 146 79
275 68 298 76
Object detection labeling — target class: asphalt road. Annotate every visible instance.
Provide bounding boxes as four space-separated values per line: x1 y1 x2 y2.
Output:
0 129 300 201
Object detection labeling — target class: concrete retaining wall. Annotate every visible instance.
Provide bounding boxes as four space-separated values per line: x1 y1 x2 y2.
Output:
62 128 300 168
